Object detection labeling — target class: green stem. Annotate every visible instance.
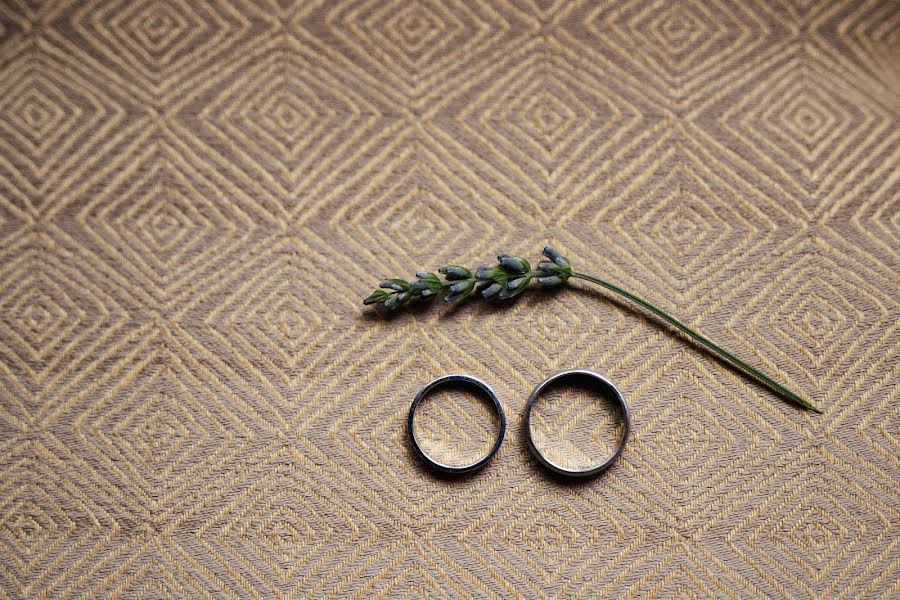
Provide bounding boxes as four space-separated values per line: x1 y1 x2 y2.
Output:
571 272 820 413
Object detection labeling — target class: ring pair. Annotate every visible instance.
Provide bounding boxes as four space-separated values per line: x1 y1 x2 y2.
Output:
407 369 630 477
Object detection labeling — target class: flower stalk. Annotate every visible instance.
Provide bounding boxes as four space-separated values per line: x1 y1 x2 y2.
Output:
364 246 820 413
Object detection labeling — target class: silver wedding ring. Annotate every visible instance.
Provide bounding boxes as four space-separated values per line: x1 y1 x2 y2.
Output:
524 369 630 477
408 374 506 474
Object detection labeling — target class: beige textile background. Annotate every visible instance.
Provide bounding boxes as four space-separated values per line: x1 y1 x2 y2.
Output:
0 0 898 598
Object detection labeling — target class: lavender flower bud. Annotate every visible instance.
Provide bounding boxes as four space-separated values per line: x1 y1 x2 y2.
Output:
498 254 530 274
481 282 502 299
448 280 473 294
498 274 533 299
537 261 558 273
475 266 495 280
363 289 389 305
411 272 442 296
439 265 472 280
543 247 571 269
380 279 410 292
475 266 509 287
538 275 563 286
441 276 474 302
539 248 572 283
507 277 527 290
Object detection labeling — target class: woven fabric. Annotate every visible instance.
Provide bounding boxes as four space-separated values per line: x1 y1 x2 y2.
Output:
1 0 898 598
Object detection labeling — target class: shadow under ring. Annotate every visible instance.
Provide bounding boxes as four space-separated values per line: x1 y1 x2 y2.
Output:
524 369 630 477
408 374 506 474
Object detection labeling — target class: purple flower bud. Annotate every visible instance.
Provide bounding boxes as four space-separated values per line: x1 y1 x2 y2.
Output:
543 247 571 269
475 266 495 280
537 261 558 273
380 279 410 292
507 277 527 290
481 282 502 298
438 265 472 280
538 275 563 286
448 280 473 294
498 254 530 274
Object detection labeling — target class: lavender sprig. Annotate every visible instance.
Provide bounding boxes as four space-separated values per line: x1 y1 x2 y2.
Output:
364 246 820 413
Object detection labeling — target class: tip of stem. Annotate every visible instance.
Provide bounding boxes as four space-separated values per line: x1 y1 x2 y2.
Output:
794 397 822 413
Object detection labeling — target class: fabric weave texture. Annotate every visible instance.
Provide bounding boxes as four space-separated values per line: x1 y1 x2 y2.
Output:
0 0 898 598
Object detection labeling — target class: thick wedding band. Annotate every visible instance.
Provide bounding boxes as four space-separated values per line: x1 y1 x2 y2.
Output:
408 374 506 474
524 369 630 477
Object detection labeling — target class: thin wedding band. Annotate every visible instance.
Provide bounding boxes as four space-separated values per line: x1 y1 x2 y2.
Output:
524 369 630 477
408 374 506 474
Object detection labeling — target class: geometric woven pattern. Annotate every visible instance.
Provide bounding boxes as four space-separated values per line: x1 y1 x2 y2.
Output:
1 0 898 597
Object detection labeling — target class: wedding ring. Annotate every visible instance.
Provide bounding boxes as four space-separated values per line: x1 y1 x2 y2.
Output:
408 374 506 474
524 369 630 477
